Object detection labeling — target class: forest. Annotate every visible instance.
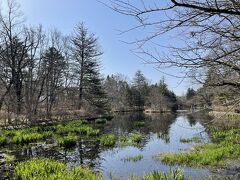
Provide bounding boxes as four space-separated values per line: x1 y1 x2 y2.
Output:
0 0 239 179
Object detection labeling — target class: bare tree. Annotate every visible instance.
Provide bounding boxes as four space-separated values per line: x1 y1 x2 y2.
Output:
105 0 240 88
0 0 30 115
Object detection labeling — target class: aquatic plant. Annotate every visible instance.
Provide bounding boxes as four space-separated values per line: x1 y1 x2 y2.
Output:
142 169 183 180
121 155 143 162
87 128 100 136
100 113 114 120
0 119 100 147
128 169 184 180
179 137 201 143
0 135 7 146
95 118 107 124
134 121 145 128
57 135 77 148
157 132 170 143
120 133 142 146
54 121 99 137
100 134 116 147
3 153 15 162
14 158 101 180
159 128 240 167
12 131 52 144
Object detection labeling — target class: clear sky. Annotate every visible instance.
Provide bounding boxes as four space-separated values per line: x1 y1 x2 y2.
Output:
5 0 192 95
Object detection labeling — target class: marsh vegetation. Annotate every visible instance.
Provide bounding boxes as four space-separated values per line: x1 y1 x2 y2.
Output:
0 112 230 179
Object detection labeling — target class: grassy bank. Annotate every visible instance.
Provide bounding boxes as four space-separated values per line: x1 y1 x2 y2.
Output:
158 128 240 167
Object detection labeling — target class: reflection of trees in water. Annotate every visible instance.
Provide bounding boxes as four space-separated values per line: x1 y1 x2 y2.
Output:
105 112 176 148
107 112 176 135
73 138 101 168
187 114 197 127
185 112 212 127
8 138 102 169
144 113 176 134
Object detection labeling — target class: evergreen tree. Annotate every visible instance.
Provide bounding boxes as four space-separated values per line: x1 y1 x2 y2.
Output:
131 70 149 108
71 23 107 110
186 88 196 100
42 47 66 115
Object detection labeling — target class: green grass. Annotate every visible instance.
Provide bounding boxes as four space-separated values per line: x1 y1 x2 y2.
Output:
120 133 142 146
57 135 77 149
100 134 116 147
14 158 101 180
128 169 184 180
121 155 143 162
95 118 107 124
158 128 240 167
179 137 201 143
134 121 145 128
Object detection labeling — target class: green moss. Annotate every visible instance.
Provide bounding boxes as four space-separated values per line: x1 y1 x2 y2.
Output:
14 158 101 180
121 155 143 162
159 128 240 167
100 134 116 147
120 133 142 146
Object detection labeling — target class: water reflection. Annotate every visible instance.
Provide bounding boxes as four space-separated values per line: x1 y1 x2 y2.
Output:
0 112 212 179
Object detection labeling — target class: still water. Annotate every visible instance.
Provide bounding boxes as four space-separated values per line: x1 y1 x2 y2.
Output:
1 112 212 179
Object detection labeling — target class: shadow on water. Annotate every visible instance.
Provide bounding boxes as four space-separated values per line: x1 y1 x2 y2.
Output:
0 112 213 179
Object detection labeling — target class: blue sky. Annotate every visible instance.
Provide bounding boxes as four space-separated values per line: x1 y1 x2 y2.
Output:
8 0 191 95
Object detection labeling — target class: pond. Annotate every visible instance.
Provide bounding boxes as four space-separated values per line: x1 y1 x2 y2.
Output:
0 112 213 179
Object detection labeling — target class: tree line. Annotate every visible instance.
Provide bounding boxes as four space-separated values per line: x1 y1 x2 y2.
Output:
0 0 180 123
104 70 178 112
0 0 107 121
